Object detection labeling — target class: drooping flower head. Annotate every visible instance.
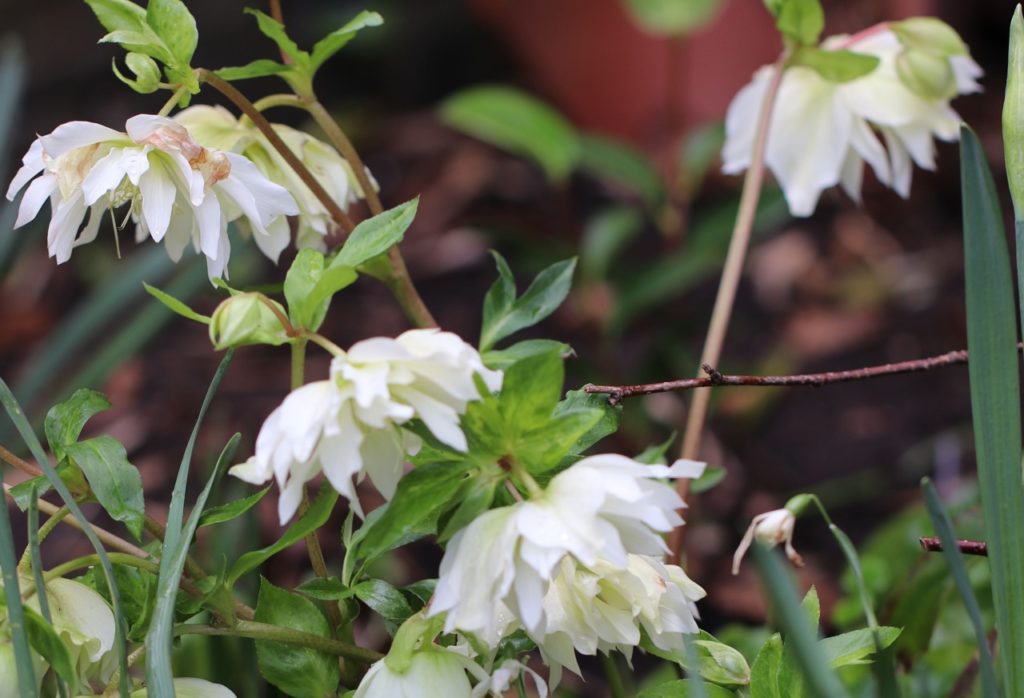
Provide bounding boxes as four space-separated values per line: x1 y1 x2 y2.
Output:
174 104 370 252
722 18 982 216
6 115 298 278
429 455 705 644
230 328 502 523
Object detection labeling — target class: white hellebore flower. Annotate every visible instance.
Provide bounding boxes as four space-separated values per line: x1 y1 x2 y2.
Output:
230 329 502 523
430 455 705 642
6 114 298 278
354 648 476 698
471 659 548 698
537 554 706 675
174 104 370 252
722 21 982 216
732 508 802 574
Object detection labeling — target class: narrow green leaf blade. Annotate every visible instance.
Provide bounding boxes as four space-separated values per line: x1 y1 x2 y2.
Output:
309 10 384 71
922 478 1000 697
215 59 292 82
143 283 210 324
198 486 271 528
960 124 1024 696
479 257 577 351
0 477 38 695
145 353 234 697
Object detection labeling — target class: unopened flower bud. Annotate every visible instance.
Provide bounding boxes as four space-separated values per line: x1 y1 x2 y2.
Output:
732 508 803 574
1005 5 1024 221
355 649 474 698
208 293 290 350
890 17 968 58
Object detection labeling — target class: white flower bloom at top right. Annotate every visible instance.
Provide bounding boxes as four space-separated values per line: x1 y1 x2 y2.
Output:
722 19 982 217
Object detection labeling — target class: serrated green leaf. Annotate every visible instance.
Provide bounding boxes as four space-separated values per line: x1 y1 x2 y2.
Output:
145 0 197 65
441 85 581 182
553 388 621 454
776 0 824 46
143 282 211 324
483 339 573 371
65 435 145 540
215 59 292 82
85 0 147 34
820 627 901 668
749 634 784 698
244 9 309 69
310 10 384 71
354 578 415 624
961 125 1024 696
498 345 564 433
335 198 419 268
227 483 338 586
44 388 111 462
479 256 576 351
791 47 880 82
255 578 339 698
198 486 271 528
517 409 603 474
351 463 467 568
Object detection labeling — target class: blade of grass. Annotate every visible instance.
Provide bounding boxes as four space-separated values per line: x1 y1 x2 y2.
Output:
145 352 234 697
0 378 131 696
922 477 999 697
752 542 848 697
26 486 68 698
960 125 1024 695
681 631 709 698
0 462 37 696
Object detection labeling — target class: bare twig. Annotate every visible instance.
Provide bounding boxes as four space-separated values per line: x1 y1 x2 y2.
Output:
919 536 989 556
585 347 990 405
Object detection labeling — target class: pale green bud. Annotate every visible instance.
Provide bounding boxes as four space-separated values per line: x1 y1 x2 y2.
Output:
0 631 45 698
1004 5 1024 221
891 17 968 58
208 293 290 350
896 48 957 100
112 53 163 95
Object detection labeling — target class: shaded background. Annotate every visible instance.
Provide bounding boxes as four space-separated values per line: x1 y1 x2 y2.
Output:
0 0 1017 693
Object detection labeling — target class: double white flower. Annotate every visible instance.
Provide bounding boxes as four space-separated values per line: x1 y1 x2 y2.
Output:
174 105 369 252
6 115 298 278
429 455 705 664
229 329 502 523
723 23 982 216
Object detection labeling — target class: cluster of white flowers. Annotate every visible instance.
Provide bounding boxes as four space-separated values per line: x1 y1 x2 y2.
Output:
427 454 707 678
6 115 298 279
229 328 502 523
723 21 982 216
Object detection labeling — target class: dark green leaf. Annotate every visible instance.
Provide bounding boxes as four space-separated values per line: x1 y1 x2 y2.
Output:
690 465 726 494
578 137 665 210
198 486 271 528
310 10 384 71
227 482 338 586
297 576 352 602
580 207 644 281
553 388 622 454
479 255 577 351
354 579 415 624
145 0 197 65
145 356 234 698
9 463 87 511
440 85 581 182
516 409 604 474
791 47 880 82
438 470 501 542
44 388 111 462
352 463 467 567
143 283 210 324
638 680 736 698
334 198 418 268
0 488 38 695
635 433 676 464
498 345 564 433
24 604 75 692
65 435 145 540
215 59 292 82
254 578 339 698
960 125 1024 695
775 0 824 46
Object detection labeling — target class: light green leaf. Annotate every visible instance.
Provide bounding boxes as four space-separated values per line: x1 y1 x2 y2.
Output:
635 433 676 465
482 339 573 371
820 627 901 668
145 0 197 65
691 465 726 494
198 486 271 528
553 388 621 454
227 483 338 585
960 125 1024 696
775 0 824 47
113 52 162 93
143 282 210 324
310 10 384 71
498 345 564 433
23 604 76 692
516 408 604 472
64 435 145 540
244 9 309 69
441 85 581 182
284 249 354 332
98 28 174 66
334 198 419 268
44 388 111 462
749 634 784 698
84 0 147 33
479 254 577 351
694 637 751 686
254 578 339 698
215 59 292 82
791 47 880 82
625 0 724 36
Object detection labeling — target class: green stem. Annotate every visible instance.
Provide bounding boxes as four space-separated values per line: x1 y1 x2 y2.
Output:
601 653 627 698
291 338 308 389
157 85 189 116
307 332 345 357
18 505 68 571
669 50 790 564
44 553 160 584
176 620 383 663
